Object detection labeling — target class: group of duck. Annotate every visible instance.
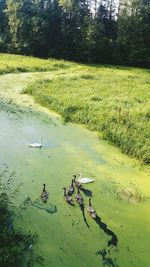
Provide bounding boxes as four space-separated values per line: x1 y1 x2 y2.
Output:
63 174 96 219
40 173 96 218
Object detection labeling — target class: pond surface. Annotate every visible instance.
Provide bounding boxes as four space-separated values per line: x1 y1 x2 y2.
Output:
0 73 150 267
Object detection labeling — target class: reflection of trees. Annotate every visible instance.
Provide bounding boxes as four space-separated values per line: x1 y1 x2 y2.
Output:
0 169 43 267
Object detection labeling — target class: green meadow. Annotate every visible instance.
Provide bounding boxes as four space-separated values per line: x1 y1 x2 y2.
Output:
0 53 149 164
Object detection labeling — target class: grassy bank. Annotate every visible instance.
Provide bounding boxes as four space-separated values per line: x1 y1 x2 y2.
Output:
0 53 76 74
24 66 150 164
0 53 149 164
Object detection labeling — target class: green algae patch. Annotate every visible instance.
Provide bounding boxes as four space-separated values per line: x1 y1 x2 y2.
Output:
0 97 150 267
0 71 150 267
116 186 145 203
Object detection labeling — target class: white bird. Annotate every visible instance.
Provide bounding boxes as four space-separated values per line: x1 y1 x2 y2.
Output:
78 173 94 184
29 143 42 148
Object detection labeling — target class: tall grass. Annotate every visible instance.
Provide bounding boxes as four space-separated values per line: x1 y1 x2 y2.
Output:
24 66 150 164
0 53 76 74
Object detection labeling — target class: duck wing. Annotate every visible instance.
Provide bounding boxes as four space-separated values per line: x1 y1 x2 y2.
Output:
87 205 95 213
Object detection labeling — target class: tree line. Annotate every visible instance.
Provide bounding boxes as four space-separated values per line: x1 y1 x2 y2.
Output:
0 0 149 67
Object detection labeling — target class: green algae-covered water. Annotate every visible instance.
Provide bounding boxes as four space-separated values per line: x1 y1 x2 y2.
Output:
0 73 150 267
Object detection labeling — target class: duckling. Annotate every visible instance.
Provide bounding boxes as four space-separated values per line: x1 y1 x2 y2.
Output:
63 187 74 206
87 198 96 218
41 184 48 203
68 179 74 196
73 175 83 190
75 188 83 206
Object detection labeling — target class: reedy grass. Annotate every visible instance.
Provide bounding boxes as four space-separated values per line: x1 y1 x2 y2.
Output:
24 66 150 164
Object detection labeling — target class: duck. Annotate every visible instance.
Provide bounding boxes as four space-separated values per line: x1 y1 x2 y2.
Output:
73 175 84 189
87 198 96 218
78 173 94 184
63 187 74 206
68 179 74 196
75 188 83 205
41 184 48 203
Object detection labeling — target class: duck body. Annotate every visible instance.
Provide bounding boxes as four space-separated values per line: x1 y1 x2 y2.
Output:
78 173 94 184
73 175 84 190
41 184 48 203
68 179 74 196
63 188 74 206
75 188 83 206
78 177 94 184
87 198 96 218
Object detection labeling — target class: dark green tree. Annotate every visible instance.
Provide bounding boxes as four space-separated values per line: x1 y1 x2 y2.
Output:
0 0 149 66
0 1 6 51
117 0 150 66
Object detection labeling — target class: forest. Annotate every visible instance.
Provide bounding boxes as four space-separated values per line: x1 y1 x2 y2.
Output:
0 0 150 67
0 1 150 267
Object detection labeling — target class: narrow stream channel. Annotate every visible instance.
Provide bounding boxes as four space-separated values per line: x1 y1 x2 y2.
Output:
0 73 150 267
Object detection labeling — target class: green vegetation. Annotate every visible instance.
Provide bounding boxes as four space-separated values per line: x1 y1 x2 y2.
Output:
0 53 75 74
0 53 149 164
0 169 42 267
23 65 150 164
0 0 150 67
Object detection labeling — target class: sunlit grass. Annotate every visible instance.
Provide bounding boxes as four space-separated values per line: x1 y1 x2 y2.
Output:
24 66 150 164
0 53 149 164
0 53 76 74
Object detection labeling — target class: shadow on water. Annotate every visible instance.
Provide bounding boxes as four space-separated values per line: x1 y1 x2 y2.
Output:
79 204 89 228
96 249 119 267
20 197 57 215
93 215 119 267
80 187 93 197
94 215 118 247
33 200 57 214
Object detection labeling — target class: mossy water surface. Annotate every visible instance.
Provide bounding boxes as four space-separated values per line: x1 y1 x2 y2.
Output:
0 73 150 267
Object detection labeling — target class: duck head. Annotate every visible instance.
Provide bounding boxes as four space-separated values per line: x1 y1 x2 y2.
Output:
63 187 66 196
73 175 76 182
43 184 46 192
89 198 92 206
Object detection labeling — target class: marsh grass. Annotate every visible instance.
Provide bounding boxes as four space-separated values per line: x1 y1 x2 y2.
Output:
24 66 150 164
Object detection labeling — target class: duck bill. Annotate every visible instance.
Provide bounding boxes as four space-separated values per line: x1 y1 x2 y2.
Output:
91 212 96 219
69 200 74 206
